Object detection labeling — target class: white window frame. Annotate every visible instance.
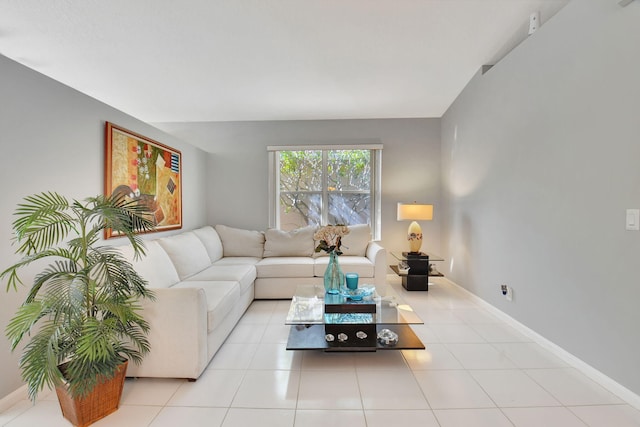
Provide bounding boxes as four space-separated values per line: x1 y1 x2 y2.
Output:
268 144 382 240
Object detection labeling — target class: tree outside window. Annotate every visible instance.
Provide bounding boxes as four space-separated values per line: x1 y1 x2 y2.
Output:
272 147 380 238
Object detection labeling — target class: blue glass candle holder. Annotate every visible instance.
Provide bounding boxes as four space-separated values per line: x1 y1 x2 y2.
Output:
345 273 359 290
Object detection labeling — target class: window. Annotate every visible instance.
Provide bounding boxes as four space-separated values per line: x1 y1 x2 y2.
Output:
268 145 382 239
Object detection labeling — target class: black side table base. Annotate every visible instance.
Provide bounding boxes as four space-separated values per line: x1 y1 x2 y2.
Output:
402 275 429 291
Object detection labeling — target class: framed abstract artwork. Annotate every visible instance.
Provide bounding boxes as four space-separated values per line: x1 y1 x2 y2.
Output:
104 122 182 238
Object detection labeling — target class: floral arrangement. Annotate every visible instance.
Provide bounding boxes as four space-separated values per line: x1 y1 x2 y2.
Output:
314 224 350 255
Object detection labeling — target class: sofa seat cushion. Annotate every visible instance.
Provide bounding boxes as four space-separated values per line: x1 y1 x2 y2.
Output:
256 257 315 278
171 281 240 333
186 265 256 294
157 232 212 280
313 256 374 277
117 241 180 289
213 257 262 266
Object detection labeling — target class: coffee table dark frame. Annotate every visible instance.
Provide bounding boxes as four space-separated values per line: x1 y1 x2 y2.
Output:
285 284 425 352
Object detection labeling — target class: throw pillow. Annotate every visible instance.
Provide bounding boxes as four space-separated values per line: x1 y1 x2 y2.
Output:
339 224 371 256
263 226 316 257
215 224 265 258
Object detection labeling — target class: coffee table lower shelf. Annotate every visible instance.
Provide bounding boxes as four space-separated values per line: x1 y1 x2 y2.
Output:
286 324 425 352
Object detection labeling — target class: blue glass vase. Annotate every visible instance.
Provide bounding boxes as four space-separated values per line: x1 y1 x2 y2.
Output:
324 251 344 294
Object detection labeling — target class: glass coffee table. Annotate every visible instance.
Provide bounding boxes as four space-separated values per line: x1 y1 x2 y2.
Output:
285 284 425 352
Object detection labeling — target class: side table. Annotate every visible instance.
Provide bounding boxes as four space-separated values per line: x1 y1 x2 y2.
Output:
390 251 444 291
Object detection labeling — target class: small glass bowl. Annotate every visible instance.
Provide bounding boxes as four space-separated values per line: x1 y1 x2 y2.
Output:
377 328 399 347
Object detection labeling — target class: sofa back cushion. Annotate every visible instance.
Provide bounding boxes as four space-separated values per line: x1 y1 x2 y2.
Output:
157 232 212 280
263 226 315 257
117 240 180 289
339 224 372 256
215 224 265 258
192 226 224 263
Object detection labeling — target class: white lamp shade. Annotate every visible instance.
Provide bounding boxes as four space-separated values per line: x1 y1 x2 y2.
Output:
397 203 433 221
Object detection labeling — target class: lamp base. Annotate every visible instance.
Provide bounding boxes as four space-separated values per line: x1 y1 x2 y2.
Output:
407 221 423 253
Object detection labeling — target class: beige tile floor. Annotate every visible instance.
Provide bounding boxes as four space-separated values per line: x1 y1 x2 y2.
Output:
2 277 640 427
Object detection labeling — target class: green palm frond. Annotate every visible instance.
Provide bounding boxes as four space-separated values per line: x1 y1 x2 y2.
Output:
119 324 152 359
15 319 67 401
1 247 77 292
89 194 154 257
5 301 46 351
26 259 79 303
87 247 153 300
12 192 74 255
75 317 119 363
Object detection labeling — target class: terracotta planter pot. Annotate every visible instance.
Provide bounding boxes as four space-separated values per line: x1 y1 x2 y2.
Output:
55 361 128 427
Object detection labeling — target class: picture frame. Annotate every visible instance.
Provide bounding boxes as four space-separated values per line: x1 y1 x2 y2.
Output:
104 122 182 238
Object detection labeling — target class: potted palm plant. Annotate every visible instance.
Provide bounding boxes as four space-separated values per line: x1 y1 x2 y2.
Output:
1 191 156 426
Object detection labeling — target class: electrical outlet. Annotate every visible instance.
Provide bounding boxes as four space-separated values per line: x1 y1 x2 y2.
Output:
505 286 513 301
500 284 513 301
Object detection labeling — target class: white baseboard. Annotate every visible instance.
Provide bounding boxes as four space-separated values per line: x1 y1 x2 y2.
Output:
0 385 28 413
440 277 640 410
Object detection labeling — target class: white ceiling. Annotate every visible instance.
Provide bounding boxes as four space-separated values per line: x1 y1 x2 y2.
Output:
0 0 570 123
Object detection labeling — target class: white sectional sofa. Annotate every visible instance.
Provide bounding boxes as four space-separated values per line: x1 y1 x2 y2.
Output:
117 224 386 380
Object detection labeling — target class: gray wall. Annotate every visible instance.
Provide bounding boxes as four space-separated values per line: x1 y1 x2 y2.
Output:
0 55 208 399
156 119 443 263
441 0 640 395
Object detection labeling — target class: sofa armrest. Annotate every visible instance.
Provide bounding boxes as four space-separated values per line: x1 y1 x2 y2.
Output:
126 287 208 380
366 241 387 287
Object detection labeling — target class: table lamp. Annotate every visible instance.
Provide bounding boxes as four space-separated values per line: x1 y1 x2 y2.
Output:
397 202 433 254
